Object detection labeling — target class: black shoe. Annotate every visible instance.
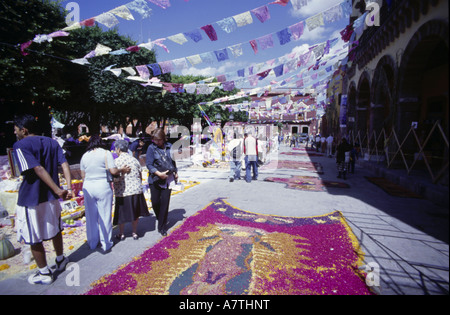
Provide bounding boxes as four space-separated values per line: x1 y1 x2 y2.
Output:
55 256 69 272
229 178 234 182
115 234 125 241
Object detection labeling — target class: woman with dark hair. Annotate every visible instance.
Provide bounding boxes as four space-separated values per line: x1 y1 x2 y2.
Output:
80 135 130 252
146 128 177 236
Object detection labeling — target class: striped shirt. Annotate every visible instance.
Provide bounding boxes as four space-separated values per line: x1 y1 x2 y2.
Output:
13 136 66 207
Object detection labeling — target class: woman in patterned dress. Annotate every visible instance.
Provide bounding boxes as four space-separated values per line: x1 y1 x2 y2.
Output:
113 140 150 240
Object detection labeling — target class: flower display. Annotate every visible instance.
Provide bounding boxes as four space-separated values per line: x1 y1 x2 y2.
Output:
264 175 351 191
261 160 324 174
86 198 374 295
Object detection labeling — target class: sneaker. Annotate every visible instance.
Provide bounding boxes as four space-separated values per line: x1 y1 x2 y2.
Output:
55 256 69 272
28 270 54 285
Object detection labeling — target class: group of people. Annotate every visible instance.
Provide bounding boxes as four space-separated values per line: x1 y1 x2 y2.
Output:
227 132 259 183
310 134 335 157
276 131 361 180
12 114 177 285
334 137 360 179
310 133 359 179
12 112 361 286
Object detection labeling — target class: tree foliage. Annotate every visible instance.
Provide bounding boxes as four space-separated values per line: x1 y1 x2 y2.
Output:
0 0 249 139
0 0 69 121
170 75 249 129
57 25 166 133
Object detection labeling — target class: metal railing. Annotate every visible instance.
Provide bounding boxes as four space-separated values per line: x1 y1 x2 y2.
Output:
348 121 449 184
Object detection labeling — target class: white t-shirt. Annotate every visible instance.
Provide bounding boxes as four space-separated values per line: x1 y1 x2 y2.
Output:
326 136 333 144
80 148 116 181
244 136 258 156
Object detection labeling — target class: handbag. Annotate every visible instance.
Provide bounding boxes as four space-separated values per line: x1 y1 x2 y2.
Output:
105 152 115 183
151 146 176 184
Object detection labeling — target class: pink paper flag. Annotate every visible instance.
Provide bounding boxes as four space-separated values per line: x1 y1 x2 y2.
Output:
80 18 95 27
136 65 150 80
257 34 274 50
289 21 304 40
200 24 218 41
20 41 32 56
251 6 271 23
146 0 171 9
126 45 141 52
249 40 258 54
159 60 174 74
269 0 290 6
48 31 70 38
153 38 170 53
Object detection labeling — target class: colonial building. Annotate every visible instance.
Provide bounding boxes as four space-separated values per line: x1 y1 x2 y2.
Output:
343 0 448 184
249 91 318 136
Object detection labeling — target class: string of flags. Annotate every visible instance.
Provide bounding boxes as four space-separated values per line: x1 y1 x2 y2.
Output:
96 32 345 106
196 85 324 121
15 0 360 117
21 0 351 57
72 0 351 62
70 1 351 93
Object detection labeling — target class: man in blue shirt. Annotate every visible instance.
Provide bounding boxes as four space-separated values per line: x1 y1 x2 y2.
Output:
13 114 74 285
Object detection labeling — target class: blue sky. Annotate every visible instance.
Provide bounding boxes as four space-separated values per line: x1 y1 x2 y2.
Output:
57 0 349 89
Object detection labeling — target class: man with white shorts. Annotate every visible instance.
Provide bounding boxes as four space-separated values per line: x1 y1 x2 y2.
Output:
13 114 74 285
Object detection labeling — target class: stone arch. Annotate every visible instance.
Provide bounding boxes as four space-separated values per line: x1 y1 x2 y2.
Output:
356 72 371 136
397 19 449 171
398 19 449 138
347 81 357 136
371 55 396 135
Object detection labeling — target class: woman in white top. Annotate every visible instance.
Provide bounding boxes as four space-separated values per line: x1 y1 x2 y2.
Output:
113 140 149 241
80 135 129 252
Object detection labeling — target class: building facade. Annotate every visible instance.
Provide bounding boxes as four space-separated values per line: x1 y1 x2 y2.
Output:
343 0 448 184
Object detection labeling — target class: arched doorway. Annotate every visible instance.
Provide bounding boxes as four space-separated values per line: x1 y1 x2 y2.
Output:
347 82 357 138
398 20 449 179
372 56 396 135
398 20 448 134
356 73 371 145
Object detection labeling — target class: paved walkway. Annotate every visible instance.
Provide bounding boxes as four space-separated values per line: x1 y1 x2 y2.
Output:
0 144 448 295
